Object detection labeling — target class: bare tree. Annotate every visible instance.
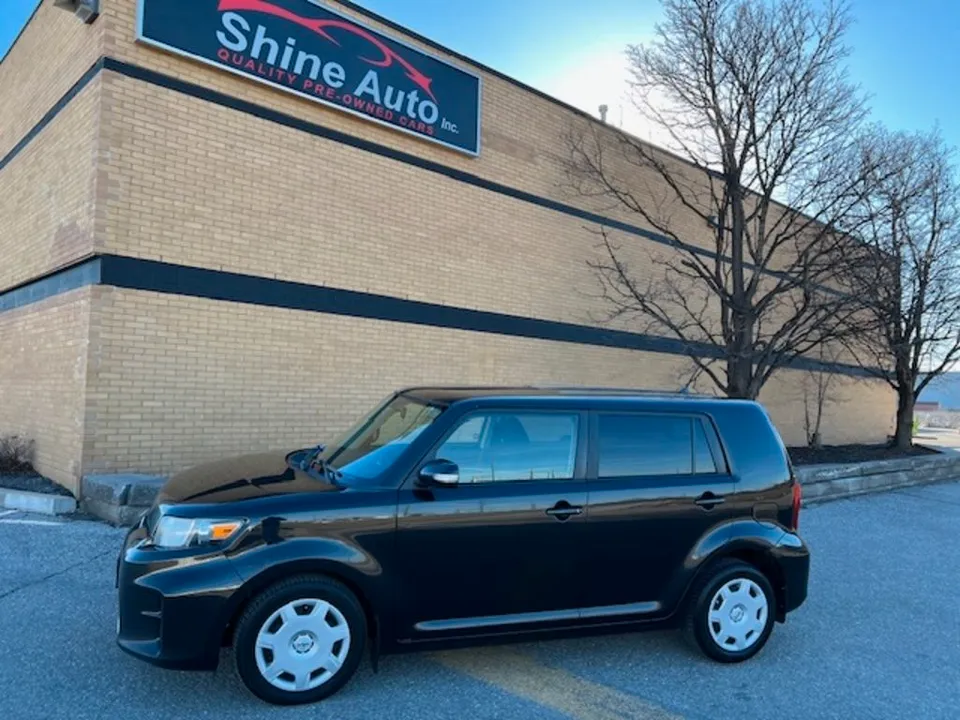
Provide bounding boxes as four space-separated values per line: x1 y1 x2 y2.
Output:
843 128 960 449
800 345 842 448
564 0 876 399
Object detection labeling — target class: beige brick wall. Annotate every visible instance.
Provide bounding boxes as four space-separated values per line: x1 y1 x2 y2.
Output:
0 0 103 159
0 288 92 492
96 71 629 325
82 288 894 477
0 4 103 494
87 1 894 477
0 77 101 290
0 1 896 489
760 371 895 446
100 0 725 256
93 2 861 338
93 73 843 355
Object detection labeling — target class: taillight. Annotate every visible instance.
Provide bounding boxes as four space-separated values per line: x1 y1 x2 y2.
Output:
791 481 802 531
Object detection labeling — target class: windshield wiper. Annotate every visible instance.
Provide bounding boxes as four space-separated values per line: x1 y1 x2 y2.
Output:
297 444 343 484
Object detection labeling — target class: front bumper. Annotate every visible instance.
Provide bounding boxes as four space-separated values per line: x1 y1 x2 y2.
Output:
774 531 810 616
115 520 245 671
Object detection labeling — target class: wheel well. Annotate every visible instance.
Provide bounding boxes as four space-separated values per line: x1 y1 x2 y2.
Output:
221 564 379 648
724 548 787 621
681 547 787 622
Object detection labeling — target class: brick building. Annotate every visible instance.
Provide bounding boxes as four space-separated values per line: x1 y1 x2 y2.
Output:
0 0 895 494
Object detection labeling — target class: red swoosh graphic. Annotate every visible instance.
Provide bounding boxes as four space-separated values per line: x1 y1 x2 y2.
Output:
217 0 436 102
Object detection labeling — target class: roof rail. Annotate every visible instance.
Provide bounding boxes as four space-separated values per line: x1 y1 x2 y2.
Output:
526 384 717 398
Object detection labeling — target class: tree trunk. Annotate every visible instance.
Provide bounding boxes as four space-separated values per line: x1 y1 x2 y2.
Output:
893 390 915 450
726 179 753 401
727 356 754 398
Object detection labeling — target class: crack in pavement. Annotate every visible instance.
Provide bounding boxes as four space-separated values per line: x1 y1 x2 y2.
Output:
0 550 115 602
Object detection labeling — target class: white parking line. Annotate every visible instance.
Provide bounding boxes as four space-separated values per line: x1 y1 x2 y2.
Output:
0 511 16 518
0 518 63 527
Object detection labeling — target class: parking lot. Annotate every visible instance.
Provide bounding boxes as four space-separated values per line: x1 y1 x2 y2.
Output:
1 482 958 720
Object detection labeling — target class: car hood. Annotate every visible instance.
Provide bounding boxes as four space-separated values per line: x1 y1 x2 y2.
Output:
155 450 340 505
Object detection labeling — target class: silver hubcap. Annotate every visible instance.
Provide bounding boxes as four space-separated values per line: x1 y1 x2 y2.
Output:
708 578 768 651
255 598 351 692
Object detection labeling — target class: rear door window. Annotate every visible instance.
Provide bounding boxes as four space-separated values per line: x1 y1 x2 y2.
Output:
596 413 724 479
597 414 693 478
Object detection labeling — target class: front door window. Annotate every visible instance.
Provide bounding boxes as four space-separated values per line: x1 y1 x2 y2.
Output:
436 412 579 483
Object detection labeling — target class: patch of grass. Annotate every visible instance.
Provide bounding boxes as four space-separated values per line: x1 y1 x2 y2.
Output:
0 435 36 474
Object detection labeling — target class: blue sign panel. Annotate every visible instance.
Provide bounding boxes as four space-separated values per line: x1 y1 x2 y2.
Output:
137 0 482 155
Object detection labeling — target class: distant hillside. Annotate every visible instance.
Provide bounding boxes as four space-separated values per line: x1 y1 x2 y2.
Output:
918 372 960 410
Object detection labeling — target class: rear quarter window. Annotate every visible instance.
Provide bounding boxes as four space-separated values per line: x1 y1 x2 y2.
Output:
710 403 791 485
693 419 719 473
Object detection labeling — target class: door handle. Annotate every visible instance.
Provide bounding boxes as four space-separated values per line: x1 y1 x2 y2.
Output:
695 492 725 510
546 501 584 520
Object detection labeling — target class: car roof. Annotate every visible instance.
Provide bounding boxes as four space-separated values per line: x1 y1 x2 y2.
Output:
398 385 744 408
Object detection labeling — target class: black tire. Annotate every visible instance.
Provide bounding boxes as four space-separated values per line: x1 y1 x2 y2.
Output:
683 559 775 663
233 574 367 705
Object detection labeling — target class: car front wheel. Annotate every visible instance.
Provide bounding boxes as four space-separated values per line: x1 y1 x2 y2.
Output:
685 559 776 663
233 575 366 705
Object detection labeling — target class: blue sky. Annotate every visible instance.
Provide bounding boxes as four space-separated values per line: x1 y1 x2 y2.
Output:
1 0 957 150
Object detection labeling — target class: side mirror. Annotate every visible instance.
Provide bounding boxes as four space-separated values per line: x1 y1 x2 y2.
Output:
418 459 460 487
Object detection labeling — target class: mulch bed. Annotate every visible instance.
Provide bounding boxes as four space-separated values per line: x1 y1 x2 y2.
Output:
787 443 939 466
0 471 74 497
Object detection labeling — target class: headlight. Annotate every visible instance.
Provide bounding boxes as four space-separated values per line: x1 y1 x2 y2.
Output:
151 516 245 549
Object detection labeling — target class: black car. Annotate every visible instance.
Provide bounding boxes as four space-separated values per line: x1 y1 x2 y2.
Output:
116 386 809 705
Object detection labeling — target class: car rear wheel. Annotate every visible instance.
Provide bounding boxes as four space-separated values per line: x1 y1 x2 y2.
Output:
684 559 775 663
233 575 366 705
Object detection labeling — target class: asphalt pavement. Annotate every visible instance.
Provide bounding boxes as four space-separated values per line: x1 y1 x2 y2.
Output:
0 482 958 720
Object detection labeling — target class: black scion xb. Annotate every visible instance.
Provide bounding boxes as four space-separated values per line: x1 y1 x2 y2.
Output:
116 386 810 705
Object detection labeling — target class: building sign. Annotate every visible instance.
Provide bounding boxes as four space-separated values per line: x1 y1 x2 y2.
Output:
136 0 482 156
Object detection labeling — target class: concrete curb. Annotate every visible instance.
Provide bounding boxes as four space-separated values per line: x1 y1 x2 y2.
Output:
796 452 960 505
0 488 77 516
80 474 165 526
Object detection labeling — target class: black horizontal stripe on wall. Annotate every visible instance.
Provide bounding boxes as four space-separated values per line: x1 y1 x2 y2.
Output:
0 254 875 378
99 59 706 260
0 58 103 174
99 254 723 358
0 54 842 298
100 58 834 295
98 254 874 378
0 257 101 313
0 55 866 373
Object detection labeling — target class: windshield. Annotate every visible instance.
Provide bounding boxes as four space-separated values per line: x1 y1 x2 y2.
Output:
317 394 444 480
